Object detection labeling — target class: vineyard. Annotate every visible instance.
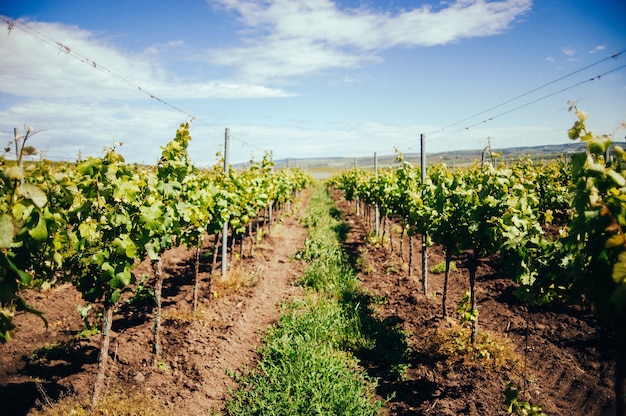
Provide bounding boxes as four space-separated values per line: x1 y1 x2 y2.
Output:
0 107 625 415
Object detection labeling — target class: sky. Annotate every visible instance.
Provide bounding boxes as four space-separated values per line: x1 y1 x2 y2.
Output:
0 0 625 166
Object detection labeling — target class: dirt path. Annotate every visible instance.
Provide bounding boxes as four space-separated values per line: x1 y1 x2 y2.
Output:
0 201 308 415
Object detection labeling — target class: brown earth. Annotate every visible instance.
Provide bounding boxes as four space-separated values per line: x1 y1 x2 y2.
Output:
333 191 615 416
0 188 617 416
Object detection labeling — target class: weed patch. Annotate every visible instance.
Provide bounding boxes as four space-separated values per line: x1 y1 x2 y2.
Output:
421 325 522 373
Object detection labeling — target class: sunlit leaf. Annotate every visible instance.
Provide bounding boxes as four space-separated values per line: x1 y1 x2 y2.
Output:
28 213 48 242
20 183 47 208
588 135 611 154
612 251 626 284
607 170 626 187
0 215 14 248
606 234 626 249
110 269 132 289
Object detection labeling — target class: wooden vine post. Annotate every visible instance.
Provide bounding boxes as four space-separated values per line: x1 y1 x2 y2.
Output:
222 128 230 281
374 152 380 236
421 133 428 295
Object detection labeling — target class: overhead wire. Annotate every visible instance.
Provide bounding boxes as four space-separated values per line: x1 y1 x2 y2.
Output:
0 14 267 160
433 62 626 141
395 49 626 152
1 15 198 122
428 48 625 137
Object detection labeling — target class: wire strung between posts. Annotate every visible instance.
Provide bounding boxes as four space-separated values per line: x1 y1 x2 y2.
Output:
231 135 271 155
1 15 196 122
427 48 626 138
433 63 626 141
1 15 272 159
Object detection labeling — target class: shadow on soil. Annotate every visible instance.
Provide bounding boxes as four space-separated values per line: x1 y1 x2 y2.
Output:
1 342 98 416
332 208 427 413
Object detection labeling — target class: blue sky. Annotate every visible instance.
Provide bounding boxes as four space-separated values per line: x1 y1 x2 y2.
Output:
0 0 624 166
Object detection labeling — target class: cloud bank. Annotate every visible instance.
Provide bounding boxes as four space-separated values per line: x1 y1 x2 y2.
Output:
208 0 532 80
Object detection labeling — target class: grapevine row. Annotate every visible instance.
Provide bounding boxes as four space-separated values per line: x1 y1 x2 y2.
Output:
0 124 310 403
331 107 626 411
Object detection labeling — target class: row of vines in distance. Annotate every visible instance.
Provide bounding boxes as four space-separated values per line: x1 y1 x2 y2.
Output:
0 123 310 404
330 106 626 413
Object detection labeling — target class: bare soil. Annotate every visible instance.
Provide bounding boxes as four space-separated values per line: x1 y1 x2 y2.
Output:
0 189 617 416
334 192 615 415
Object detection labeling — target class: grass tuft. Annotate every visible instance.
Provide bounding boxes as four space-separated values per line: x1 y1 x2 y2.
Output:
33 390 175 416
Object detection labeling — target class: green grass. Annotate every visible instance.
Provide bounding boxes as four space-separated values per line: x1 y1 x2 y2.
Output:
225 183 398 415
431 260 457 274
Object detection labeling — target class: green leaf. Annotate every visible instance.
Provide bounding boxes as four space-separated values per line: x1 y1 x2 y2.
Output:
113 179 139 202
78 220 99 242
607 170 626 187
613 251 626 284
110 269 132 289
570 153 587 178
0 308 16 344
145 242 160 260
113 235 137 258
0 215 14 248
606 234 626 249
588 135 612 155
110 289 121 304
3 165 21 180
0 252 31 286
139 202 164 230
20 183 47 208
28 212 48 242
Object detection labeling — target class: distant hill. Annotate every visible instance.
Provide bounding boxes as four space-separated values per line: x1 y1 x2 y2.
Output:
272 142 625 179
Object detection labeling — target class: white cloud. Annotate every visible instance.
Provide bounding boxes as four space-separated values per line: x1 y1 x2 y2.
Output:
562 47 576 56
0 96 586 167
0 98 186 163
589 45 607 54
208 0 532 81
0 18 291 100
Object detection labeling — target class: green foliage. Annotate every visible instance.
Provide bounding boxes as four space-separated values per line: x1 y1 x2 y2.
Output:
30 342 69 361
431 260 456 274
0 123 310 350
456 290 479 325
0 129 66 342
504 383 546 415
562 104 626 340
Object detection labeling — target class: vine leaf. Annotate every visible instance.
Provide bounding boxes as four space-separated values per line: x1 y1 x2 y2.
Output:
28 213 48 241
20 183 47 208
612 251 626 285
0 215 14 248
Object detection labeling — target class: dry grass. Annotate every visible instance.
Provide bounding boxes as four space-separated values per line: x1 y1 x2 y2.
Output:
212 264 264 296
162 304 218 327
33 390 175 416
421 324 522 374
